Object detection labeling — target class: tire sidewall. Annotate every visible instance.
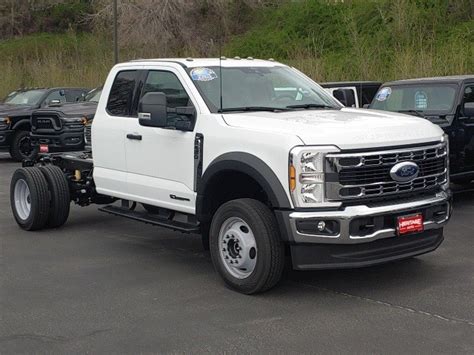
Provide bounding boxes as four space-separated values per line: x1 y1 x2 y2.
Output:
10 169 39 229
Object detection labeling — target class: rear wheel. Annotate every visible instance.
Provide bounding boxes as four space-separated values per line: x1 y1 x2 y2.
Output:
10 130 38 162
40 165 71 228
10 167 50 230
209 198 285 294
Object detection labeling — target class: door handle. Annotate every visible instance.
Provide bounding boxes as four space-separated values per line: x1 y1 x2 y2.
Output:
126 133 142 141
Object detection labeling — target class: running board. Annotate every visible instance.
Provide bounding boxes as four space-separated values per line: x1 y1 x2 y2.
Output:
98 205 200 233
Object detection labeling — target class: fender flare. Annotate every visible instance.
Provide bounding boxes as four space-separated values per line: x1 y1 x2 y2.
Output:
11 118 31 130
196 152 291 221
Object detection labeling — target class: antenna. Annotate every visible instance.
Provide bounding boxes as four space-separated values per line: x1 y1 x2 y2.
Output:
218 32 223 112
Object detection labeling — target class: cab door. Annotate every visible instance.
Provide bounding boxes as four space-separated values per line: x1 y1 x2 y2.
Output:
459 83 474 172
93 69 143 198
124 67 199 214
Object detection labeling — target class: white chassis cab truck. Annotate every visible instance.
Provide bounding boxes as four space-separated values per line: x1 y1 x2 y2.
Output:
11 59 452 294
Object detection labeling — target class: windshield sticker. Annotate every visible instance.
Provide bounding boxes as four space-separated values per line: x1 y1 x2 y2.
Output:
415 91 428 109
190 67 218 82
375 87 391 101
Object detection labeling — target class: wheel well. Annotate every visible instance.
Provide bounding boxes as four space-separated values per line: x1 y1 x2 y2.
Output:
13 120 30 131
198 170 271 223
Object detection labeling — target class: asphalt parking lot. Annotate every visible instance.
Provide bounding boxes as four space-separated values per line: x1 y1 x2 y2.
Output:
1 153 473 354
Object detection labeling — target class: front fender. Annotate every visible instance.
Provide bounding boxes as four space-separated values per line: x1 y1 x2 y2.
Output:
196 152 291 221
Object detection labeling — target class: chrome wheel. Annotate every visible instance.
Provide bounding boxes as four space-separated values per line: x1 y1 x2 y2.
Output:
14 179 31 221
218 217 257 279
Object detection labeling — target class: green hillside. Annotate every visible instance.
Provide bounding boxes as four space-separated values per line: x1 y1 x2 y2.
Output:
0 0 472 97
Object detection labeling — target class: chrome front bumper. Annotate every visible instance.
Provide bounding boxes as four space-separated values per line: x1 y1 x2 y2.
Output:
284 191 451 245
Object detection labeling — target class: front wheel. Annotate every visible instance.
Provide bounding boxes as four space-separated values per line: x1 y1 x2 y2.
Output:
209 198 285 294
10 130 38 162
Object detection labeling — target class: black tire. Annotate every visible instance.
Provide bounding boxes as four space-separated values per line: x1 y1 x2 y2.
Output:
39 165 70 228
209 198 285 294
9 130 38 162
201 222 210 251
10 167 50 231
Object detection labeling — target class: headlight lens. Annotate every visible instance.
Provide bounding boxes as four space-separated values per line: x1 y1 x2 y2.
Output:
289 146 339 207
0 117 9 130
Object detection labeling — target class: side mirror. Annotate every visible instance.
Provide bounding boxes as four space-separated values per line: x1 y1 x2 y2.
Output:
48 99 61 106
138 92 167 128
463 102 474 117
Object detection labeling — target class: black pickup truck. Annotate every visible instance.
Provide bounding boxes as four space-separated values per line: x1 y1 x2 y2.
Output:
0 87 89 161
370 75 474 184
30 87 101 154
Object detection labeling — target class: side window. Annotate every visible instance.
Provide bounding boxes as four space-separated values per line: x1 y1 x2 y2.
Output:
107 70 140 116
464 86 474 104
45 90 67 105
142 70 191 109
64 89 86 102
333 88 356 107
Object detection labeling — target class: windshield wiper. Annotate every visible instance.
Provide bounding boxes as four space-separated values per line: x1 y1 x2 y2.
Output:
398 109 425 117
218 106 289 113
286 103 335 110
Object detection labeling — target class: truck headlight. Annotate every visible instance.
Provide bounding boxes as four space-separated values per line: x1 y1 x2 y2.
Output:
289 146 339 207
0 117 10 130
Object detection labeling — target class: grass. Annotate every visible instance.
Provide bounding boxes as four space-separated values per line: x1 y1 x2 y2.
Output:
0 32 112 96
226 0 474 82
0 0 473 98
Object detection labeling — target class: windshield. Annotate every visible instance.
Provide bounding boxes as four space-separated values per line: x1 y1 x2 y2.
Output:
187 66 342 113
371 84 458 114
4 89 47 106
83 87 102 103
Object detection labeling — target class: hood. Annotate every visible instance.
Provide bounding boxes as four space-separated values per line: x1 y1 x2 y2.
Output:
0 104 35 116
35 102 98 119
222 108 444 150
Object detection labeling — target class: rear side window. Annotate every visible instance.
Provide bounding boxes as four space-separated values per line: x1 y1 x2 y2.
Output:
107 70 140 116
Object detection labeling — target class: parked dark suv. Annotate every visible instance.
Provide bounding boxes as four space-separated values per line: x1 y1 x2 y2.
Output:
0 87 89 161
370 75 474 184
30 87 101 154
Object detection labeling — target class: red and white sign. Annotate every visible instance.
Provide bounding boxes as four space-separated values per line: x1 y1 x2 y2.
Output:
397 214 424 235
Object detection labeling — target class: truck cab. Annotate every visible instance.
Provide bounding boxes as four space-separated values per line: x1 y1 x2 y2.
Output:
370 76 474 184
10 59 451 294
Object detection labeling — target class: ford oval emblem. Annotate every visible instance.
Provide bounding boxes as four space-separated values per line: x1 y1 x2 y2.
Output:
390 162 419 182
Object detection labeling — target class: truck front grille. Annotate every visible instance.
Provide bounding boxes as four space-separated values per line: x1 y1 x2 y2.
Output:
326 142 448 201
31 114 62 132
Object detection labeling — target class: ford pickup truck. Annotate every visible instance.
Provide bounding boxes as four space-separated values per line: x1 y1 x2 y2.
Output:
9 59 452 294
370 75 474 184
